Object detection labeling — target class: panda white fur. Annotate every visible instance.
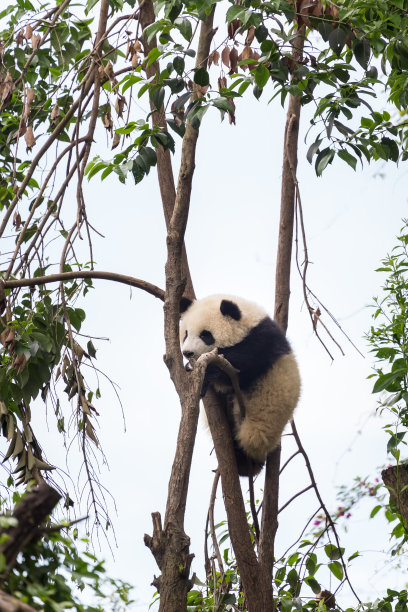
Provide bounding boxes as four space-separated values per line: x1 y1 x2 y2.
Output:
180 295 300 476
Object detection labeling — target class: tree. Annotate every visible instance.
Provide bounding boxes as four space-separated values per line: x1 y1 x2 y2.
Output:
0 0 408 609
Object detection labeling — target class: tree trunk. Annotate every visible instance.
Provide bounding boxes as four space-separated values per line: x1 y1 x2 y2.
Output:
259 24 305 587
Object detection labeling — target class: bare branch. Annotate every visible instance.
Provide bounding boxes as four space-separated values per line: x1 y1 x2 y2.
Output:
2 271 165 301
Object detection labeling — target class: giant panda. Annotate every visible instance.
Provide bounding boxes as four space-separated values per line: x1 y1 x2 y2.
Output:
180 295 300 476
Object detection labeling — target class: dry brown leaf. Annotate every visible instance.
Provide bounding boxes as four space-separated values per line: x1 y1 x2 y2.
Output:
13 183 18 193
105 60 115 80
208 49 220 68
221 46 230 68
242 45 253 61
98 64 108 84
317 591 336 610
16 29 24 46
25 125 36 150
131 53 139 69
218 76 227 90
228 18 242 39
26 88 35 104
50 103 60 126
229 47 238 73
252 50 260 62
112 132 120 149
114 95 126 118
17 122 27 138
31 34 41 50
13 212 21 229
245 26 255 45
81 394 91 415
1 71 15 105
103 108 113 132
0 327 12 346
85 418 99 446
25 24 33 39
0 42 4 62
196 84 209 96
133 40 142 53
23 103 30 123
12 353 26 374
228 98 236 125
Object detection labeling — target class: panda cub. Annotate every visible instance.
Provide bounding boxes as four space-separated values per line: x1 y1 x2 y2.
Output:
180 295 300 476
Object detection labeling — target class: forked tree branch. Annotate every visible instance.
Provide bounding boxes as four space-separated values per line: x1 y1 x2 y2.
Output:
144 8 217 611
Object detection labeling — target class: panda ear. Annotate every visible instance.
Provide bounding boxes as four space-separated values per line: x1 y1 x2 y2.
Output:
220 299 241 321
180 297 193 314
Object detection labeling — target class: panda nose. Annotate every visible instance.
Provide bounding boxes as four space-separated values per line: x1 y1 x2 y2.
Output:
183 350 194 358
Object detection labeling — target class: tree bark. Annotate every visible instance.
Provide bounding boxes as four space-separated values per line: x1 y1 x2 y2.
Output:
139 0 194 298
0 482 61 578
258 25 305 586
144 8 217 611
382 465 408 526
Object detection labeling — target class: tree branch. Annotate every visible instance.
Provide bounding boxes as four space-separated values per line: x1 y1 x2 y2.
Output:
2 271 165 301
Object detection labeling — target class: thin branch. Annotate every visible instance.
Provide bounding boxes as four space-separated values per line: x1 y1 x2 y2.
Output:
248 475 260 542
207 470 224 581
279 450 301 474
278 484 313 514
2 271 165 301
291 421 361 603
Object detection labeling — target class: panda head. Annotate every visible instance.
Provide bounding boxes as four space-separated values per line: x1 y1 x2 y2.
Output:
179 295 266 359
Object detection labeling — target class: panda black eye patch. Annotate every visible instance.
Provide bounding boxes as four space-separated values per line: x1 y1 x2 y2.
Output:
183 330 188 341
200 330 215 345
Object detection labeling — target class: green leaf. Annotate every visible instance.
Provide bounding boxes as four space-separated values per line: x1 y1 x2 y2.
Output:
370 504 382 518
348 551 360 561
315 147 334 176
132 160 145 184
152 87 165 110
173 56 185 75
226 5 246 22
329 28 347 56
194 68 209 87
255 24 268 43
287 567 298 588
318 21 332 42
167 119 186 138
140 146 157 167
253 84 262 100
275 566 286 583
372 371 403 393
212 97 234 112
354 39 371 69
304 576 321 594
254 64 269 89
306 138 322 164
144 22 163 44
328 561 343 580
175 17 192 42
324 544 343 560
338 149 357 171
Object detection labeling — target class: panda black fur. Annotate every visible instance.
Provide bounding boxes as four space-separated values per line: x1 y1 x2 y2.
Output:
180 295 300 477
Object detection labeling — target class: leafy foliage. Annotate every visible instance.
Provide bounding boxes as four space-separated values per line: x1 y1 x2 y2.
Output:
3 526 133 611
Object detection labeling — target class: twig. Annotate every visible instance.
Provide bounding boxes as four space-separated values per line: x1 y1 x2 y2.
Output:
278 484 313 514
207 470 224 581
291 421 361 603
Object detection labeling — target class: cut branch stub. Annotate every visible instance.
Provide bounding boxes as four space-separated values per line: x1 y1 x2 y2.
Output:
0 482 61 577
382 464 408 525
